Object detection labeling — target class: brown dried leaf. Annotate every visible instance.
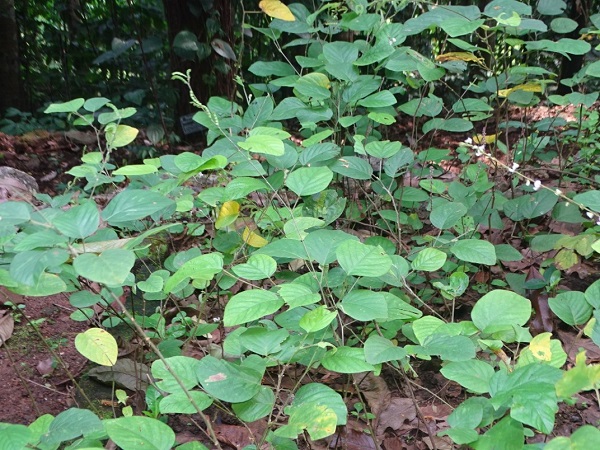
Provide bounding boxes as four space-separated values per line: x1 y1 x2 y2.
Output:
557 330 600 363
214 424 252 450
87 358 150 391
36 357 56 377
327 419 377 450
376 397 417 434
0 312 15 347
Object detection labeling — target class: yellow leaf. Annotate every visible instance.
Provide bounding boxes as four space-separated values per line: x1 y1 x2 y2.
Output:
498 82 543 98
215 201 240 230
259 0 295 21
435 52 484 65
242 227 268 248
473 134 497 145
528 332 552 362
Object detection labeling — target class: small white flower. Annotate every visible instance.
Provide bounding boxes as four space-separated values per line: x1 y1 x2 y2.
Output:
525 179 531 186
465 137 473 145
533 180 542 191
475 145 485 156
565 202 570 207
212 317 221 322
596 218 600 226
555 189 562 195
509 162 519 173
586 211 594 219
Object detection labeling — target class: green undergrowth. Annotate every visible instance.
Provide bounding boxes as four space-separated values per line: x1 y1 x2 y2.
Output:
1 1 600 449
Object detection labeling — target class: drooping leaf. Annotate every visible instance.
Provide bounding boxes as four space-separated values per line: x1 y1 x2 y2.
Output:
73 248 135 286
223 289 283 326
259 0 295 21
104 416 175 450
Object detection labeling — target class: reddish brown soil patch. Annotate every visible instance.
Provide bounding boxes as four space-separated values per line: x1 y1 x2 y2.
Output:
0 288 89 424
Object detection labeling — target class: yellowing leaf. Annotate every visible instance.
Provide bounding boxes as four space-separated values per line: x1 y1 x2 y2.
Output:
242 227 268 248
259 0 295 21
528 332 552 362
435 52 484 65
215 201 240 230
75 328 118 366
498 83 543 98
473 134 497 145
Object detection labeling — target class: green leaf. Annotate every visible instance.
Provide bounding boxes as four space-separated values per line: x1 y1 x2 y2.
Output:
52 200 99 239
275 403 338 441
164 253 223 293
83 97 110 112
75 328 118 366
44 98 84 114
398 96 443 117
113 164 158 176
548 291 592 326
304 229 357 265
151 356 199 394
159 391 212 414
474 417 524 450
504 190 558 220
279 283 320 309
294 72 331 101
321 346 375 373
430 202 468 229
494 244 523 262
285 166 333 196
41 408 103 445
9 273 67 297
248 61 295 77
223 289 283 326
451 239 496 265
294 383 347 425
573 190 600 213
105 124 139 148
101 189 175 224
240 327 289 355
490 364 561 434
0 424 31 449
104 416 175 450
0 201 31 226
299 305 337 333
340 290 388 321
73 248 135 286
423 118 473 134
283 217 325 240
197 355 263 402
545 426 600 450
411 248 447 272
323 41 359 82
232 386 275 422
233 254 277 280
364 335 407 364
357 90 396 108
471 290 531 332
420 334 476 361
337 240 392 277
331 156 373 180
239 134 285 156
441 360 495 394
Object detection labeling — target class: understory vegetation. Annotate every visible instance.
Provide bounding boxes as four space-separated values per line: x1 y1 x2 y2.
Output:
1 0 600 449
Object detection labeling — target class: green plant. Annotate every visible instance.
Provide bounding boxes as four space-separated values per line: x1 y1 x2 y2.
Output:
2 1 600 449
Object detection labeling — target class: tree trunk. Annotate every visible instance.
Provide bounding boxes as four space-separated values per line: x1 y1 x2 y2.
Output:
162 0 235 120
0 0 22 113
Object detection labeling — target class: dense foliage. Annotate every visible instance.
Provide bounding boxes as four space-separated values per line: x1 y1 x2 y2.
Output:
1 0 600 449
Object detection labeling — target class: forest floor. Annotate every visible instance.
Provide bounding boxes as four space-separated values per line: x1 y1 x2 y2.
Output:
1 111 599 449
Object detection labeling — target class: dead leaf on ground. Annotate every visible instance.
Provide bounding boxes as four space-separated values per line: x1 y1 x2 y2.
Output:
36 357 56 377
213 424 253 449
353 372 391 422
0 312 15 347
423 435 453 450
327 418 376 450
377 397 417 434
557 330 600 363
87 358 150 391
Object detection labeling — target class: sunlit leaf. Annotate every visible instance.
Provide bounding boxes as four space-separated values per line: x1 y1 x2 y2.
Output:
259 0 295 21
